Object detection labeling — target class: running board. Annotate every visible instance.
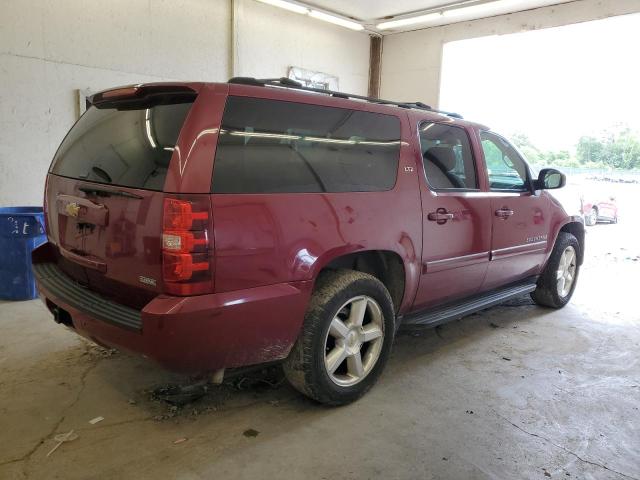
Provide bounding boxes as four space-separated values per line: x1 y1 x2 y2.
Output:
400 280 537 328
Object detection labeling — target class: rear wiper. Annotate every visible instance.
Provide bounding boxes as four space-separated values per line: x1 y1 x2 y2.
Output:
79 186 143 199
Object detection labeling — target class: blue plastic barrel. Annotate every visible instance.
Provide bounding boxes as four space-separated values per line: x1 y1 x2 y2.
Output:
0 207 47 300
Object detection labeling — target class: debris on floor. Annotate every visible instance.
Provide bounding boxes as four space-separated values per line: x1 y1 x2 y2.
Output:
229 366 284 391
243 428 260 438
88 416 104 425
86 344 118 358
173 437 188 444
46 430 78 457
152 382 209 406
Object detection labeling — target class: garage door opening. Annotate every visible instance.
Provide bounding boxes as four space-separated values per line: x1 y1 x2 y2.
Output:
441 13 640 323
440 13 640 174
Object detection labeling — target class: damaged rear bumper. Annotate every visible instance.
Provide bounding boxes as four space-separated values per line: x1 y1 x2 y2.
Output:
33 257 312 374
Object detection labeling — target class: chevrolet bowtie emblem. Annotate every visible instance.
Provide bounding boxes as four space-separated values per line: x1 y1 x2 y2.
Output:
65 202 81 217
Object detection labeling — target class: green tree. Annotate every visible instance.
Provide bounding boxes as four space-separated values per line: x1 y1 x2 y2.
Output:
576 136 605 165
508 129 640 170
576 130 640 169
509 132 542 164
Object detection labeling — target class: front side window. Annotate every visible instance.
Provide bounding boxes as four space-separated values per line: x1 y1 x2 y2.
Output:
481 131 530 191
418 122 478 190
212 97 401 193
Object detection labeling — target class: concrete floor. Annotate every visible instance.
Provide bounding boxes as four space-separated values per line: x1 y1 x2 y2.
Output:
1 189 639 479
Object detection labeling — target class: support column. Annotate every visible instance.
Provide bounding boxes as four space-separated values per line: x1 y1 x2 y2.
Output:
368 35 382 98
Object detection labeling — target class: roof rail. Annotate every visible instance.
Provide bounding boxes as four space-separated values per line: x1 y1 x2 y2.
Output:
227 77 463 119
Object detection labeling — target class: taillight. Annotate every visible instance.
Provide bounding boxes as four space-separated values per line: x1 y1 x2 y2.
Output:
162 196 213 295
43 175 50 235
162 230 208 254
163 198 209 231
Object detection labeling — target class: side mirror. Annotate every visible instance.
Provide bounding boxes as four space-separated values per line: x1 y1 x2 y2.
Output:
535 168 566 190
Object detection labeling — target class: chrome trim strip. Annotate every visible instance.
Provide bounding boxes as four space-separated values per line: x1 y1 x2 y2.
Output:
491 241 548 260
425 251 490 273
433 191 529 198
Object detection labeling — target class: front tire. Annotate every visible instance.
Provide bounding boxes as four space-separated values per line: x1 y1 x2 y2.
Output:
531 232 580 308
283 270 395 405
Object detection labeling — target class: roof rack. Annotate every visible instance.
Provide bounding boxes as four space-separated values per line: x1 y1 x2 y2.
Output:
228 77 463 119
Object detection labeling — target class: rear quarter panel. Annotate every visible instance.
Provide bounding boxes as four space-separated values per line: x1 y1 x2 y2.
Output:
207 89 423 313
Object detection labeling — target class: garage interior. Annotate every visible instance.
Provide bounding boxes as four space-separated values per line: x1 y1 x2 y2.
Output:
1 1 639 479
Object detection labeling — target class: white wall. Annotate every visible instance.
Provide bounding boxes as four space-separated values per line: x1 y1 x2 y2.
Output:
234 0 370 94
0 0 370 206
380 0 640 106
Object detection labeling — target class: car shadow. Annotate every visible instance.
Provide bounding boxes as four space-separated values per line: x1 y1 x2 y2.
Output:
88 294 544 419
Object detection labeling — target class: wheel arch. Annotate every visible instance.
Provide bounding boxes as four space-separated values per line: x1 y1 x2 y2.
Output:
557 218 585 265
312 249 408 314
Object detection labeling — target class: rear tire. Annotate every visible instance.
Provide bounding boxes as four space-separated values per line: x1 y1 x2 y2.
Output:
531 232 580 309
283 270 395 405
585 208 597 226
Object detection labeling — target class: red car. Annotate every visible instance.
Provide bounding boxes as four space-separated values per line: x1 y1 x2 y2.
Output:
581 195 618 226
33 78 584 404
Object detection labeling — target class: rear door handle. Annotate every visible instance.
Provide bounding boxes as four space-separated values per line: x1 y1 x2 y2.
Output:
56 194 109 226
495 207 514 219
428 208 454 224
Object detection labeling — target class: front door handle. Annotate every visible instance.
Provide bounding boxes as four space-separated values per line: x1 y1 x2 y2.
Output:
428 208 454 225
495 207 514 219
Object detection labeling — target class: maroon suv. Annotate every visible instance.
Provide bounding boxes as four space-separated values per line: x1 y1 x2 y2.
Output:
33 78 584 405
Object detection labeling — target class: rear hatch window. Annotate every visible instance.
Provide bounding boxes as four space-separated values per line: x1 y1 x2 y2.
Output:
51 100 194 190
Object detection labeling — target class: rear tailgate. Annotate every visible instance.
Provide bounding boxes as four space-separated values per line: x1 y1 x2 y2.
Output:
44 85 198 308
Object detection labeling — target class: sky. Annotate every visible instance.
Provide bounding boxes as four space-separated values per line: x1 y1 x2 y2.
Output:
439 13 640 152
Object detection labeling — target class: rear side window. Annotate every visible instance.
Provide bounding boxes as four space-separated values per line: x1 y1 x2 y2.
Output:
50 100 194 191
418 122 478 190
212 96 401 193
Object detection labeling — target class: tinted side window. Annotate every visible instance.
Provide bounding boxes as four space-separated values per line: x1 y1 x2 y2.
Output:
481 132 529 191
418 123 478 190
50 101 193 191
212 97 401 193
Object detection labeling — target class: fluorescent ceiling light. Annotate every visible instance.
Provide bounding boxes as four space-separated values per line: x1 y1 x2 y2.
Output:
309 10 364 31
377 12 442 30
442 0 521 18
254 1 365 31
255 0 308 15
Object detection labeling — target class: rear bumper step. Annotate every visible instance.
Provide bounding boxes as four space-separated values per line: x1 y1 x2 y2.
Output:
401 279 538 328
33 262 142 331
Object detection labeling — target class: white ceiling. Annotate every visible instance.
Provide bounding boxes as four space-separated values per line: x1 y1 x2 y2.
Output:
303 0 575 32
305 0 461 20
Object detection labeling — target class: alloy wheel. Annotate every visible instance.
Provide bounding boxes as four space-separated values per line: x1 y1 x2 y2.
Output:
556 246 577 297
323 296 385 387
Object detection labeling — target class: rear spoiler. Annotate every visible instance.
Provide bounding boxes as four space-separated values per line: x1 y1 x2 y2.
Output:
88 84 199 109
